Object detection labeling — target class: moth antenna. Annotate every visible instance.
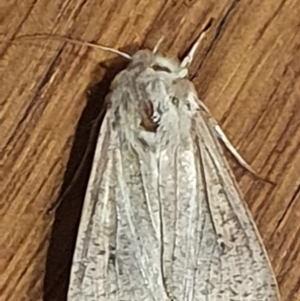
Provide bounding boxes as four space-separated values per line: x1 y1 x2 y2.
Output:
4 34 132 60
152 36 165 54
180 18 213 68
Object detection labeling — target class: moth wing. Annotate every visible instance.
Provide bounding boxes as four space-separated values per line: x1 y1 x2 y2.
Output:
67 108 168 301
192 111 281 300
67 110 120 301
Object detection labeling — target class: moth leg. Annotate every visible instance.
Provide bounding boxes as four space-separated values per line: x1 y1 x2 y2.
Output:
180 18 213 68
180 32 206 68
198 101 273 183
213 121 258 175
215 119 275 183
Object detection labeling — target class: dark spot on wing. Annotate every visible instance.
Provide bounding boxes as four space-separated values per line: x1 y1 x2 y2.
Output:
109 253 116 265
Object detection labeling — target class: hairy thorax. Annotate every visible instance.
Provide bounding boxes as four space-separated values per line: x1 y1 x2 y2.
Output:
109 50 200 151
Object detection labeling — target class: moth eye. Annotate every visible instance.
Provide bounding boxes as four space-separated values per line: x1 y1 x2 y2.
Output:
150 64 172 73
170 96 179 107
186 101 191 110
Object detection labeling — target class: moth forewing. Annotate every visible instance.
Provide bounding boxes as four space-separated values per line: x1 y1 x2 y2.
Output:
67 29 281 301
194 112 281 299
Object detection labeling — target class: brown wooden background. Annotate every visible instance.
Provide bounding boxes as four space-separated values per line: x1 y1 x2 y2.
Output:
0 0 300 300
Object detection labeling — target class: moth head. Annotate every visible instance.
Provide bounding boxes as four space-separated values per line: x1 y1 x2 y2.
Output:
130 20 211 79
130 50 189 78
136 18 213 78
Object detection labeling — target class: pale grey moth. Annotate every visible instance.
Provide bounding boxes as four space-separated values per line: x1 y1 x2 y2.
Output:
66 27 281 301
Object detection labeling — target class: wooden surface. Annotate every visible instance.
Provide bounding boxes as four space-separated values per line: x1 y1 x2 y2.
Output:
0 0 300 300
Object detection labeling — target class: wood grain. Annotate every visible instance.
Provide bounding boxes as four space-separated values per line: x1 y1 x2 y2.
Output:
0 0 299 300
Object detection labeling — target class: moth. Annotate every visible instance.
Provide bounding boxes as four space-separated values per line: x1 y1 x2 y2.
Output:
66 26 281 301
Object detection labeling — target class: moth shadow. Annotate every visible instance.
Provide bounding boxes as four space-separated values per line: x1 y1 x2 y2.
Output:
43 45 135 301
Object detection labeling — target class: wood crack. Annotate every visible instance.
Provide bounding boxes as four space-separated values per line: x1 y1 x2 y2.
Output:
274 182 300 233
196 0 242 72
1 46 64 158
